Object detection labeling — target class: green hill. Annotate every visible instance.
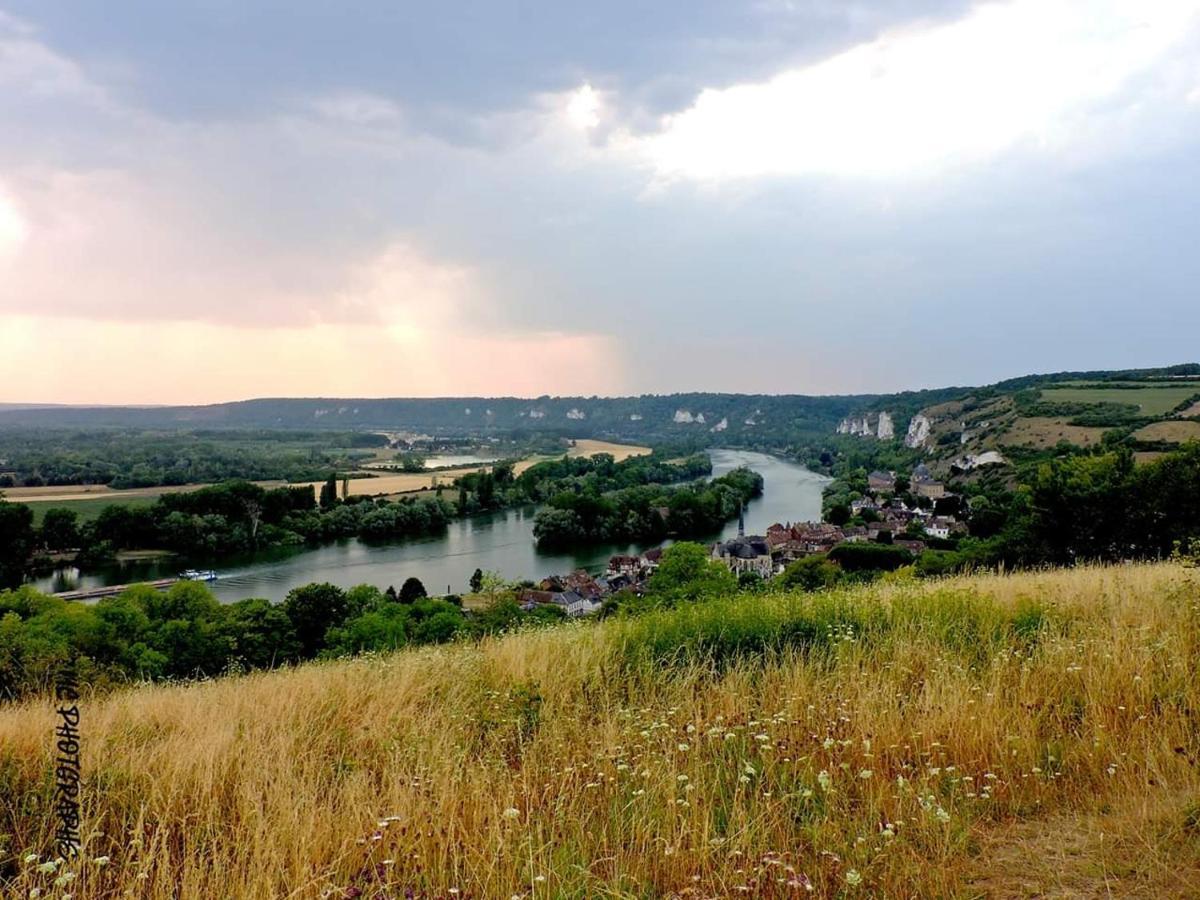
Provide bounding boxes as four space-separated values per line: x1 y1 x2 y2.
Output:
1 563 1198 897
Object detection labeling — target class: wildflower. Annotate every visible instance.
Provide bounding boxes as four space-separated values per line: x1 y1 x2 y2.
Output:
858 769 873 779
29 890 41 899
935 807 951 823
845 869 863 886
54 873 76 887
823 737 835 750
92 856 109 866
817 770 832 791
37 861 58 874
678 743 690 752
743 763 757 777
503 807 520 820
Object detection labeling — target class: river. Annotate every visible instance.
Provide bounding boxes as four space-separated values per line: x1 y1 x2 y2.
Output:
34 450 829 603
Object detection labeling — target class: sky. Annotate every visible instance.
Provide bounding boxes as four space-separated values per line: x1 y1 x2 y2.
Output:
2 0 1199 404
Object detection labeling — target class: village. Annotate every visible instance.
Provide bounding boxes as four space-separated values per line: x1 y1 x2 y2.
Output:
516 462 970 617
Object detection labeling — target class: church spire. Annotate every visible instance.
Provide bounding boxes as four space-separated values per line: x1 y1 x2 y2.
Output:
737 502 745 538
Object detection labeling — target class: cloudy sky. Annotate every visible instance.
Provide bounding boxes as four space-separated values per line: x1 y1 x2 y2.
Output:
2 0 1199 403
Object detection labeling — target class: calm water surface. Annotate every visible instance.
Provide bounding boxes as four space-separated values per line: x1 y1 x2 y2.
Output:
35 450 828 602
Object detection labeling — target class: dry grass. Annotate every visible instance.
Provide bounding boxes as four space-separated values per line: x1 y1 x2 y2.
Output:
1179 401 1200 420
999 416 1108 449
1 564 1198 898
565 439 651 463
1 482 234 504
1133 420 1200 445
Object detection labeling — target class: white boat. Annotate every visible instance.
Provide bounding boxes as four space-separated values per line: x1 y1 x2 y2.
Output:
179 569 219 582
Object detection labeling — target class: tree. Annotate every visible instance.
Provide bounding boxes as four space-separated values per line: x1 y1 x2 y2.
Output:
319 476 339 509
643 542 737 606
469 568 484 593
222 598 301 668
828 543 913 572
780 554 841 591
0 501 35 588
827 503 851 526
398 577 428 604
478 570 509 602
283 583 349 657
40 508 80 552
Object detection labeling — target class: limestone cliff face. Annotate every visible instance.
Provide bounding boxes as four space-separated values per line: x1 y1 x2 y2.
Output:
905 414 932 449
837 412 896 440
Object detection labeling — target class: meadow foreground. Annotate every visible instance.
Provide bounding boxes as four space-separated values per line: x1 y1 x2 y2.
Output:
2 564 1199 898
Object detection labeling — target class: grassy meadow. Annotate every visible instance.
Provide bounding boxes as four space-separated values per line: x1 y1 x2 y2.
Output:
1 564 1199 897
1039 383 1200 417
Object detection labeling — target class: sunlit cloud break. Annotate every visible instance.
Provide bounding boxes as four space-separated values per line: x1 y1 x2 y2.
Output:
628 0 1200 180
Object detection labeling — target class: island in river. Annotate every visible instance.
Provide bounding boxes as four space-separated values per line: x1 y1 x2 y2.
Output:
34 450 829 603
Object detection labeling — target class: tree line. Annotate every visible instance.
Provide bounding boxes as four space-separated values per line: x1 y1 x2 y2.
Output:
532 466 764 548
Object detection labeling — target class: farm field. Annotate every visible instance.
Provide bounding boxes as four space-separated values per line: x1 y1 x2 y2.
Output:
1 563 1197 898
299 439 651 499
1133 419 1200 444
1039 383 1200 416
566 438 651 461
997 416 1107 448
22 494 156 526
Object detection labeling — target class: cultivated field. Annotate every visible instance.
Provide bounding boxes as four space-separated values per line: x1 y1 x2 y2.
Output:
1133 420 1200 444
21 495 156 527
997 416 1107 449
565 438 651 462
304 439 651 498
7 440 652 508
1 564 1198 897
1039 383 1200 416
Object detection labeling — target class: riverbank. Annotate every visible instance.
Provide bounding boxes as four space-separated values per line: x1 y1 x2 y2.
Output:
32 451 827 603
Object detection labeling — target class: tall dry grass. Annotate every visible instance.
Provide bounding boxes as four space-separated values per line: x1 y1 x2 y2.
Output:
1 563 1198 898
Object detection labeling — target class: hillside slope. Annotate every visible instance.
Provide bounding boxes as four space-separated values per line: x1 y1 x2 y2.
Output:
832 365 1200 471
2 564 1198 897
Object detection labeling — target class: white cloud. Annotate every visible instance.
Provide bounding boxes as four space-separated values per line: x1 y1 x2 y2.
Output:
565 83 602 130
621 0 1200 180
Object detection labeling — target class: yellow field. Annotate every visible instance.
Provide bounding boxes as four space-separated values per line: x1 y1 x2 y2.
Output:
0 482 217 503
566 438 651 462
1181 401 1200 419
311 440 650 498
2 563 1198 898
1134 420 1200 444
6 440 652 506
